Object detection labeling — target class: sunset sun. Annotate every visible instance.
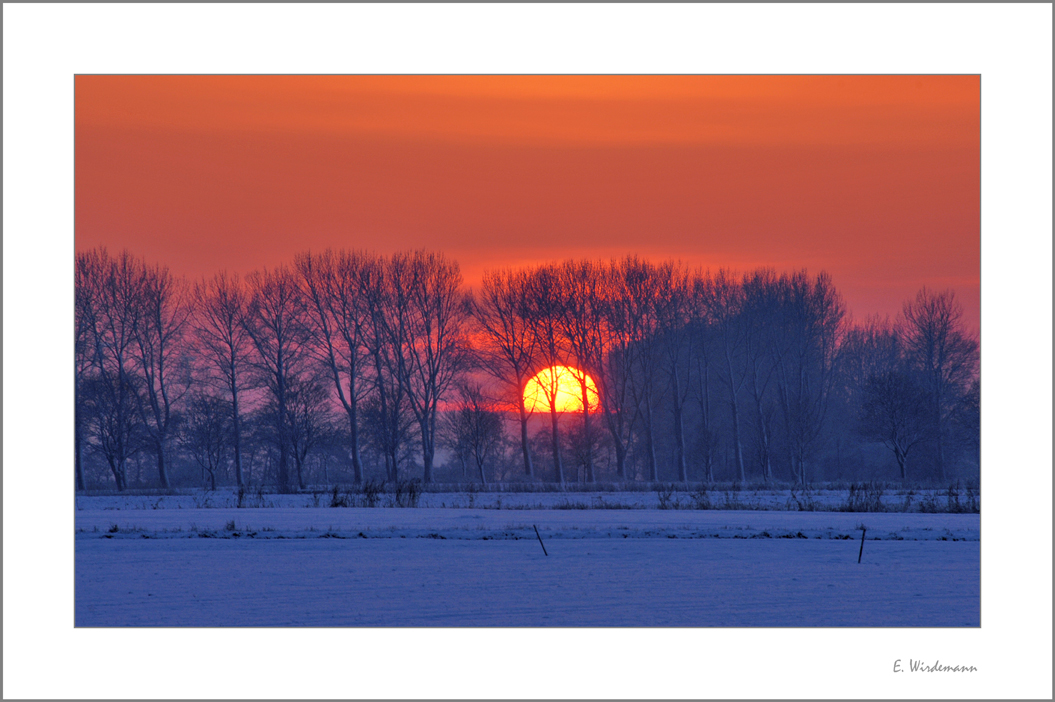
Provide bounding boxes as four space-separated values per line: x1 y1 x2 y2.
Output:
523 365 600 414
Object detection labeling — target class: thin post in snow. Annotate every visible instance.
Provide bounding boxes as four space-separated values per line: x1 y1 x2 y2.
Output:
858 527 867 563
533 524 548 556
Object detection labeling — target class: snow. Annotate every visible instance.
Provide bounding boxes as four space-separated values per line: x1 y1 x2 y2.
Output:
76 505 980 542
75 485 977 512
76 538 979 627
75 497 979 626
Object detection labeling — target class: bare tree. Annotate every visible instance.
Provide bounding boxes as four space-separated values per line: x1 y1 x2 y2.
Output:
131 263 193 488
620 258 669 481
74 247 979 490
295 249 373 483
556 260 605 482
193 271 253 487
686 270 719 482
898 287 979 480
859 368 931 480
705 269 750 483
358 256 409 482
393 251 469 483
76 249 145 491
950 378 980 469
524 264 569 484
740 269 790 483
597 258 645 480
653 262 695 482
75 251 100 490
244 266 313 492
774 271 845 485
441 382 506 484
286 371 334 490
181 391 230 490
840 315 901 397
471 267 539 478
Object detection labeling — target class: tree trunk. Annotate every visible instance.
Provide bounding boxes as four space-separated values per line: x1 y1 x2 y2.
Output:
934 379 946 482
729 395 745 484
422 439 434 484
387 446 398 482
725 350 746 484
232 391 244 488
294 454 305 490
108 457 126 492
697 358 714 483
278 440 290 493
613 438 627 481
517 399 534 478
754 398 772 482
277 368 291 492
579 379 594 483
895 445 908 481
75 426 86 491
156 441 170 489
549 404 564 485
232 428 243 488
349 397 363 484
672 367 686 482
421 414 435 484
602 403 627 480
644 405 657 482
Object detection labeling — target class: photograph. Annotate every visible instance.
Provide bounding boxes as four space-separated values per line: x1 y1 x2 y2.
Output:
74 74 981 628
3 4 1051 699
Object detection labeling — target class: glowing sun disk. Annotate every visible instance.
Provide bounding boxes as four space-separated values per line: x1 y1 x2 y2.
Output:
524 365 600 414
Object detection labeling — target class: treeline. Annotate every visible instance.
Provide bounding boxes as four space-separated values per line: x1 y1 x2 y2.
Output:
75 247 979 492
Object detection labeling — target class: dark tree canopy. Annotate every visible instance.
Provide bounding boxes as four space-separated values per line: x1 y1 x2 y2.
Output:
75 247 979 490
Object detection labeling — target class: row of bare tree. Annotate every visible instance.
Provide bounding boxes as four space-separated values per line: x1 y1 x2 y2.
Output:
75 247 979 491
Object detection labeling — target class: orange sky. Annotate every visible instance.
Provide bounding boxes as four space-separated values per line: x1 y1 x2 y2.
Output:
75 75 980 331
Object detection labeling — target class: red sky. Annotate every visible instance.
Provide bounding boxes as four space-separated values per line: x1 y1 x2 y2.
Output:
75 75 980 331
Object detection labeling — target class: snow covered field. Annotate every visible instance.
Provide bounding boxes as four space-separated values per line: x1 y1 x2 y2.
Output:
75 494 979 627
76 538 979 627
76 505 979 542
76 485 979 512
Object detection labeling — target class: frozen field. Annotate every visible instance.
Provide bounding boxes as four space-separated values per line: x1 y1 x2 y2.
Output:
76 506 979 541
75 495 979 627
76 538 978 627
76 485 979 512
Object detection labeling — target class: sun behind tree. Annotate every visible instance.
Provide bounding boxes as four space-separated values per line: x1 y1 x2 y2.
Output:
523 365 600 414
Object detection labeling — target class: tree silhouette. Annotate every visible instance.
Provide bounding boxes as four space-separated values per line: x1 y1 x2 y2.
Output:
73 247 980 489
76 249 145 491
524 264 569 484
859 369 931 480
898 287 979 481
132 262 192 489
471 267 539 478
181 391 230 490
705 269 750 483
396 251 469 484
774 271 845 485
441 382 506 484
244 266 313 493
556 260 605 482
193 271 253 488
296 249 373 483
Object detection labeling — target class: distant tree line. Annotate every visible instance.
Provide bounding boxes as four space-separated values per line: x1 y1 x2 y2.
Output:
75 247 979 492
